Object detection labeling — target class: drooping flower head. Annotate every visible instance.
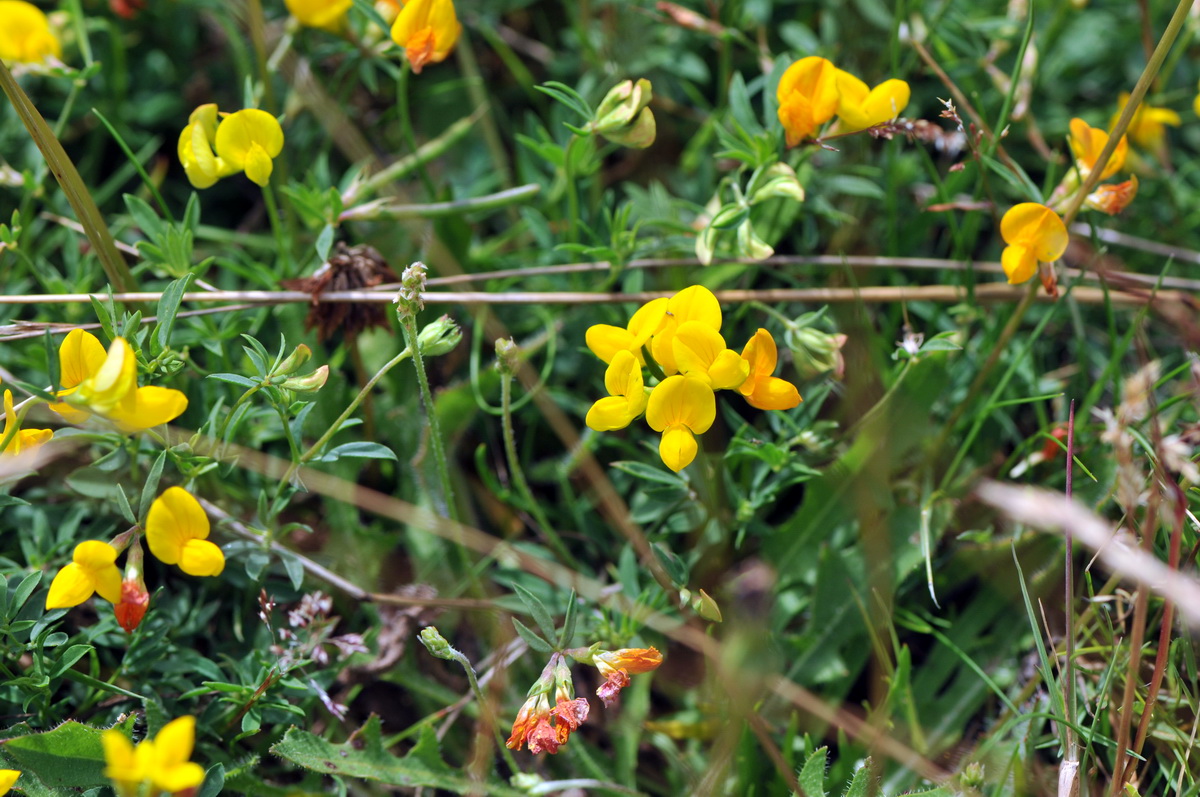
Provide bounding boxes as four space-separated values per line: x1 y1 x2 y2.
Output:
1068 118 1126 181
585 350 649 432
834 70 910 132
285 0 353 31
0 1 61 64
645 375 716 472
2 389 51 456
739 329 802 410
103 716 205 797
214 109 285 187
507 654 588 755
391 0 461 74
49 331 188 432
776 56 840 147
591 647 662 708
999 203 1068 285
45 541 122 610
1085 175 1138 216
146 487 225 577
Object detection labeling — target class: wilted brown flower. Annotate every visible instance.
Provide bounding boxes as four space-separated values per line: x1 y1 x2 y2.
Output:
283 242 398 341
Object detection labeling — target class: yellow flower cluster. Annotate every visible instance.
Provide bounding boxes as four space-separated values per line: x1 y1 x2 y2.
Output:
178 105 284 189
776 56 910 147
103 716 205 797
0 0 61 65
585 286 800 472
46 487 224 628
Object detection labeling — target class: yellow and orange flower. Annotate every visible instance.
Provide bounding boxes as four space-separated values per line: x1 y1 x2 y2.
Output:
776 56 840 146
391 0 461 74
592 647 663 707
999 203 1068 285
1068 117 1126 181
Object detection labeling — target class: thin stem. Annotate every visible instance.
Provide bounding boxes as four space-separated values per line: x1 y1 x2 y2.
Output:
451 649 520 774
399 318 456 520
563 135 581 243
1064 399 1077 763
260 181 292 278
397 62 437 198
498 368 579 568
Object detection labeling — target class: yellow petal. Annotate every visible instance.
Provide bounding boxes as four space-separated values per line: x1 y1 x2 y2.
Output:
659 426 698 472
108 386 189 433
645 375 716 434
45 563 96 609
214 109 284 166
79 338 137 413
776 56 839 124
1001 244 1037 285
151 717 195 767
586 395 640 432
603 350 643 398
999 203 1067 261
627 298 668 347
708 349 750 390
0 0 61 64
243 142 274 186
284 0 352 29
740 328 778 382
0 770 18 793
671 321 725 380
585 324 638 365
667 285 721 329
179 539 225 577
743 376 801 411
146 487 210 567
58 329 107 390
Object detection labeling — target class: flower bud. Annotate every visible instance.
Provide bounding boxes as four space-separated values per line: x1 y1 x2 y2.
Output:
494 338 519 377
418 626 455 660
417 315 462 357
736 220 774 261
692 588 723 623
591 79 657 149
789 326 847 380
115 539 149 633
395 261 428 318
750 163 806 204
271 344 312 377
280 364 330 393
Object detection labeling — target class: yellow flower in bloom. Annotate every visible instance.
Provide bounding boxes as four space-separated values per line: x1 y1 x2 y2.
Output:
1068 118 1126 181
646 376 715 472
0 1 61 64
585 350 648 432
650 285 722 375
391 0 461 74
671 321 749 390
1110 92 1180 151
49 331 188 432
2 389 51 456
177 104 235 190
1085 175 1138 216
146 487 225 577
214 109 285 187
285 0 352 31
45 541 122 609
103 716 205 797
776 56 840 147
738 329 802 410
592 647 662 707
999 203 1068 285
585 297 667 366
0 770 19 795
833 70 910 132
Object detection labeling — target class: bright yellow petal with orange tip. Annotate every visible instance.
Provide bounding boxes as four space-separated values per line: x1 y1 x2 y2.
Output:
58 329 107 390
776 57 839 122
46 541 121 608
1001 244 1038 285
178 539 225 577
645 375 716 434
778 91 820 147
585 324 639 365
0 769 19 793
424 0 461 62
146 486 211 567
106 386 189 433
594 647 663 676
658 426 699 472
1085 175 1138 215
391 0 460 71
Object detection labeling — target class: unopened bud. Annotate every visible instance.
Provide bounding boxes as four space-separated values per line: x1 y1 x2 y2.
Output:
395 262 428 318
591 79 657 149
418 626 455 660
736 221 774 261
272 344 312 377
494 338 518 376
281 364 330 393
789 326 847 380
417 315 462 357
751 163 806 204
692 588 723 623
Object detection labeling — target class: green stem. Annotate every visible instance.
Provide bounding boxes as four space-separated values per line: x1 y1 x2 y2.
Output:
444 646 520 774
563 135 581 243
397 62 437 198
279 347 413 487
339 184 542 222
499 369 579 569
399 317 456 519
348 112 479 203
260 181 292 278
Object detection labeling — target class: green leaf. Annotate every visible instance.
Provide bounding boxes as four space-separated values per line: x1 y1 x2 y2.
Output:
208 373 260 389
797 746 828 797
49 645 92 679
557 589 578 649
842 760 871 797
12 571 41 616
197 763 226 797
0 718 133 788
315 224 335 263
511 583 556 641
511 617 554 654
313 442 398 463
272 716 526 795
154 274 192 352
138 450 168 522
610 461 686 488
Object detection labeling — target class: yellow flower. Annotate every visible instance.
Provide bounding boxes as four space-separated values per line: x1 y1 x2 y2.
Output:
671 321 749 390
103 716 205 797
650 285 723 375
0 1 61 64
214 109 285 187
2 389 51 456
999 203 1068 285
146 487 225 577
585 297 667 366
45 541 122 609
1111 92 1180 151
177 104 235 190
0 770 19 795
1068 118 1126 180
776 56 840 147
49 331 188 432
585 350 648 432
285 0 352 31
645 375 715 472
738 330 802 410
391 0 461 74
834 70 910 132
